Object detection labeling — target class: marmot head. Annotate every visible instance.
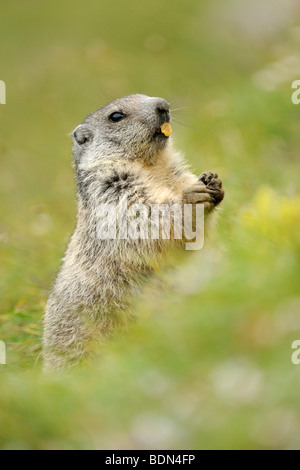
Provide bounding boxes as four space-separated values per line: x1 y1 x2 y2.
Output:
72 94 171 167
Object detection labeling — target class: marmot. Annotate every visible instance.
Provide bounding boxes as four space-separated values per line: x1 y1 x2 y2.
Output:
43 94 224 370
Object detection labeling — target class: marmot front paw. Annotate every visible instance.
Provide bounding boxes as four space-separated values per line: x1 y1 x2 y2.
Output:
183 171 225 209
199 171 224 206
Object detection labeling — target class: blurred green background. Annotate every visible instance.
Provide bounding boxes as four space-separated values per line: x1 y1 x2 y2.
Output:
1 0 300 450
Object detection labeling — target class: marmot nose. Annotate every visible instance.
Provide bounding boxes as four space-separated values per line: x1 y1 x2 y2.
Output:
155 98 170 122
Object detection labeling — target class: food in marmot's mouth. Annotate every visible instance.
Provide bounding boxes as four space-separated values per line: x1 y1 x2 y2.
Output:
160 122 172 137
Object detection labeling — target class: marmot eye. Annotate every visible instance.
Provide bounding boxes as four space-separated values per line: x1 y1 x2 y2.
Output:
109 112 126 123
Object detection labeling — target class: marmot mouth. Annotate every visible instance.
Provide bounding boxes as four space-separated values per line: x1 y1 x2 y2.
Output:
154 123 172 138
155 127 167 136
154 129 169 141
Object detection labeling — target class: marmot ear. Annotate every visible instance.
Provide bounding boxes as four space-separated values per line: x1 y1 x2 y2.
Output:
73 125 94 145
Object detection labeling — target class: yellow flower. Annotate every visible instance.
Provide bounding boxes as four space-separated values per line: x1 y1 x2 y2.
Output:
239 187 300 247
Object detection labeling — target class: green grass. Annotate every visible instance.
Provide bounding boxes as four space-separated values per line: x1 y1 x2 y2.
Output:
1 0 300 450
